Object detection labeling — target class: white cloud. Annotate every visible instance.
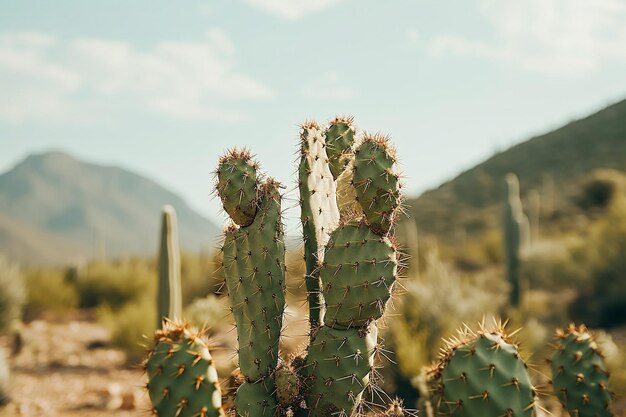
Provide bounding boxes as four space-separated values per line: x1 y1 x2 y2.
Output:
301 72 356 100
428 0 626 77
245 0 345 19
0 29 272 124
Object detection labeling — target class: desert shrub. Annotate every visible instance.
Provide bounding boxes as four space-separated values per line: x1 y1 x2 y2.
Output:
0 257 25 335
181 251 224 306
576 169 626 212
520 239 588 291
185 294 229 333
22 268 77 320
390 250 506 378
570 200 626 328
97 296 155 363
75 259 154 310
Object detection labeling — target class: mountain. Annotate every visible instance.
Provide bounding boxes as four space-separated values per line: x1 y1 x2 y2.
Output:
0 151 219 265
408 99 626 239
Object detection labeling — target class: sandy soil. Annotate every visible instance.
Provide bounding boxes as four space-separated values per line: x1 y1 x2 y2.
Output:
1 313 150 416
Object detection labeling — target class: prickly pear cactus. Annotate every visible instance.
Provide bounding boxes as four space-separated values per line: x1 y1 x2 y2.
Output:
157 205 182 328
145 321 225 417
298 122 340 327
550 324 614 417
302 124 402 417
216 149 259 227
321 218 397 328
234 381 278 417
325 116 356 180
431 321 537 417
353 135 401 236
302 324 378 417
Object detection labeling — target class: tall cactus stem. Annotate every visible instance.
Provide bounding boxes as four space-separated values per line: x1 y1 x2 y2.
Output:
157 205 182 328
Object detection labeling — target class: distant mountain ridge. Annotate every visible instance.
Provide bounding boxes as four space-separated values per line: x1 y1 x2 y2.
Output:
408 98 626 238
0 151 219 265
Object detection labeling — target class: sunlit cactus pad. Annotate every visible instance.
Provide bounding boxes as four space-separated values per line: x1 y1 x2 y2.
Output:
550 324 614 417
145 321 225 417
431 320 536 417
320 217 397 328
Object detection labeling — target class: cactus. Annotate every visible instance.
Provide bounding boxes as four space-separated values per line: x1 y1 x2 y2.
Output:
550 324 614 417
217 150 286 417
0 256 25 336
302 131 401 417
353 135 401 236
430 320 537 417
157 205 182 328
145 321 225 417
503 173 525 307
145 117 404 417
298 122 341 327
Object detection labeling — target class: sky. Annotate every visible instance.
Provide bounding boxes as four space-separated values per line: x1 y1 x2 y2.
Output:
1 0 626 225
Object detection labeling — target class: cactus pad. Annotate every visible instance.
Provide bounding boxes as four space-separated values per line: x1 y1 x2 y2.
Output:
432 322 536 417
353 135 401 236
325 117 356 180
320 218 397 328
303 324 378 417
550 324 614 417
145 322 225 417
222 179 286 382
234 381 278 417
299 122 340 327
217 148 259 227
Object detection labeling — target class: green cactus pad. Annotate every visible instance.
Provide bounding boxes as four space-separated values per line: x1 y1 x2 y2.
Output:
353 135 401 236
222 179 286 382
234 381 278 417
325 117 356 180
550 324 614 417
432 322 536 417
303 324 378 417
320 218 397 329
145 322 225 417
216 148 259 227
299 122 340 327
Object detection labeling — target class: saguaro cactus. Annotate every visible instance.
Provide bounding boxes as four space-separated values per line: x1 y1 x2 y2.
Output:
157 205 182 328
217 149 286 417
503 173 525 307
550 324 614 417
430 320 537 417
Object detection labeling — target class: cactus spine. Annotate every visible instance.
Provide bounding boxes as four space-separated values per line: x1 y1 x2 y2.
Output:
503 173 525 307
550 324 614 417
217 149 286 417
157 205 182 328
430 320 537 417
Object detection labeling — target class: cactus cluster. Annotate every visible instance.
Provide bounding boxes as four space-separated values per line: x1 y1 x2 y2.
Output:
550 324 614 417
428 320 537 417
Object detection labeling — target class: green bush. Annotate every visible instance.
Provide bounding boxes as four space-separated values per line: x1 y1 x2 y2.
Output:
75 259 154 310
23 268 77 320
520 239 588 291
0 256 25 335
97 296 156 363
576 169 626 212
184 294 229 333
570 199 626 328
180 251 224 306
